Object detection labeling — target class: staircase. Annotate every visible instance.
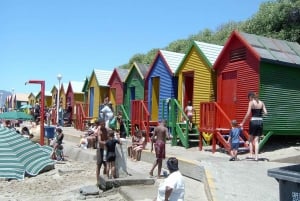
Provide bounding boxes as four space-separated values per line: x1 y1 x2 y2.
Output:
162 98 200 149
131 100 154 142
118 104 131 137
74 102 92 131
199 102 249 154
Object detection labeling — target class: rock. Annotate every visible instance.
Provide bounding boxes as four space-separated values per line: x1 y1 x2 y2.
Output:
79 185 100 196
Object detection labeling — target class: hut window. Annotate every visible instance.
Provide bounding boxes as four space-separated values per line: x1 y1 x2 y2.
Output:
230 47 246 62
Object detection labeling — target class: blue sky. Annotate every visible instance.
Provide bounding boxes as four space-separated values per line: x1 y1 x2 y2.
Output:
0 0 267 94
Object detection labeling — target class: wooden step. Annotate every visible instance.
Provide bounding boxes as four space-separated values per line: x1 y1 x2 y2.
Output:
189 139 199 143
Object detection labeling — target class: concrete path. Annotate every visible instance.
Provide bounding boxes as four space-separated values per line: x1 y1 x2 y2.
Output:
49 126 300 201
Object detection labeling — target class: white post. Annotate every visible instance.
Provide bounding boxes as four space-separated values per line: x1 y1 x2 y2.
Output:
0 92 2 113
56 74 62 125
11 88 14 110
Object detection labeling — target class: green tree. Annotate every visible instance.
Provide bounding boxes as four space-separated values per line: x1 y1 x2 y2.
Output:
241 0 300 43
123 0 299 69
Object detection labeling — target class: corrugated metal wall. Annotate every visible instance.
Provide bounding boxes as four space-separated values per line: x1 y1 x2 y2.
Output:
260 62 300 134
74 93 84 103
59 88 66 110
28 95 35 106
88 75 99 118
178 48 215 125
216 41 260 129
124 67 144 117
110 76 124 105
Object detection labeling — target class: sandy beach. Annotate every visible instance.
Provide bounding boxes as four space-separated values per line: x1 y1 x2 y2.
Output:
2 124 300 201
0 158 127 201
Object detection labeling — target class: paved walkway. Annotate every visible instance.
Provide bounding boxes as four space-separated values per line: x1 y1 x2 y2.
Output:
40 126 300 201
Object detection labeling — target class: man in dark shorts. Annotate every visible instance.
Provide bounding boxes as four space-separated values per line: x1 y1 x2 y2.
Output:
149 120 169 178
95 119 108 185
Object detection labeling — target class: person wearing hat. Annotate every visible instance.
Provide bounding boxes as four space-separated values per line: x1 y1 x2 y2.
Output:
155 157 185 201
100 101 114 129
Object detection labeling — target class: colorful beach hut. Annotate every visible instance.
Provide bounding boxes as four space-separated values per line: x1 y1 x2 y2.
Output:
36 91 52 108
66 81 84 106
59 83 68 110
50 85 59 107
176 41 223 123
172 41 223 147
87 69 112 119
27 92 36 106
107 67 129 112
123 62 150 118
145 50 185 121
74 77 90 131
203 30 300 151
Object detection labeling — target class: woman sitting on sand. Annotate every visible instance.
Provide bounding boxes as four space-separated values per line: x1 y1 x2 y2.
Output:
51 128 64 160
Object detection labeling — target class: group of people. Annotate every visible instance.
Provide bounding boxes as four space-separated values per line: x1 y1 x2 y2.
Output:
100 98 126 138
30 101 73 127
128 129 147 161
149 119 185 201
227 91 268 161
150 91 268 200
94 119 122 183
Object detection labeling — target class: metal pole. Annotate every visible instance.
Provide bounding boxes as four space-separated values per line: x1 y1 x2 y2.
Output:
26 80 45 146
11 88 14 110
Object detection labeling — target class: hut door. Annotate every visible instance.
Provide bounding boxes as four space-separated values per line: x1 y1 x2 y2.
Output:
130 87 135 100
183 72 194 108
129 86 136 119
221 71 237 120
89 87 94 117
151 77 160 121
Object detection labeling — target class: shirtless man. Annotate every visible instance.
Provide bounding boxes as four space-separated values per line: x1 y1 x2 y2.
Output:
149 119 168 178
95 119 108 186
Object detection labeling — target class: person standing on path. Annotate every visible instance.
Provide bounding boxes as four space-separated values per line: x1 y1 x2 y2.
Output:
150 119 168 178
95 119 108 185
227 120 243 161
240 92 267 161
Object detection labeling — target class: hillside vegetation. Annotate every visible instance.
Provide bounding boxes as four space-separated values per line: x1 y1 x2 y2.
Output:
121 0 300 69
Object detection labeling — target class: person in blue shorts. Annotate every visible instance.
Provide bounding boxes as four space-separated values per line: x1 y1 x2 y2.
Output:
227 120 242 161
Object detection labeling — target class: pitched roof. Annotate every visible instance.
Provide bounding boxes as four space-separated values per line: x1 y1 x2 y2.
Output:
240 32 300 66
116 68 130 82
160 50 185 73
15 93 29 101
194 41 223 66
134 62 150 78
176 41 223 74
94 69 113 86
69 81 84 93
36 91 51 97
